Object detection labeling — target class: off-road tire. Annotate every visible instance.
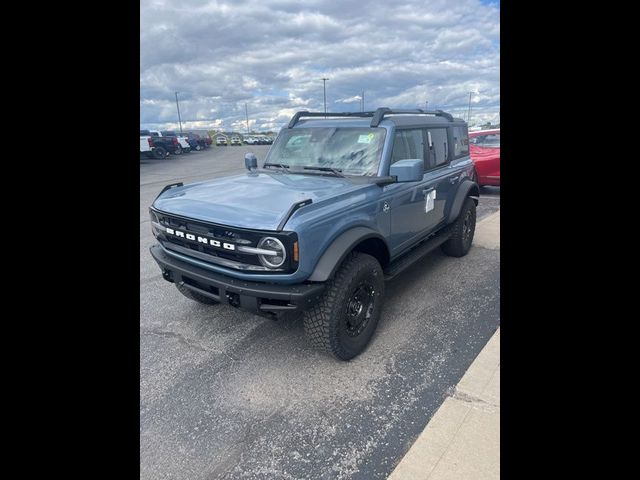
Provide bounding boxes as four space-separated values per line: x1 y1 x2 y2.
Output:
152 146 168 159
174 145 183 155
441 196 476 257
175 282 219 305
303 252 384 361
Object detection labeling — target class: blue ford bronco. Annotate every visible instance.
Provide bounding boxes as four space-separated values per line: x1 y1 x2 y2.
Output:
149 108 479 360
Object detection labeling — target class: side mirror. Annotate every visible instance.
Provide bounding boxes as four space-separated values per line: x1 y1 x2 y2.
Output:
389 159 423 182
244 153 258 171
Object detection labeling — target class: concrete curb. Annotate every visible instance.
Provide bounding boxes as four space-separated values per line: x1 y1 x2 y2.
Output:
388 210 500 480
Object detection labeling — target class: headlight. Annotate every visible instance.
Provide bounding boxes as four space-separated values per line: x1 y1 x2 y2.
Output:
257 237 286 269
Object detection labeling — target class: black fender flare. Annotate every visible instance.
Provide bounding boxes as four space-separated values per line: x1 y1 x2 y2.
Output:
446 180 480 224
307 227 388 282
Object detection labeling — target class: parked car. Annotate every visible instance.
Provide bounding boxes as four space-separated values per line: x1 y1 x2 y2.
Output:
149 108 479 360
147 130 183 155
469 129 500 186
140 131 155 157
230 136 242 146
140 130 176 158
244 136 257 145
216 136 228 146
161 131 191 153
190 130 213 147
181 132 206 151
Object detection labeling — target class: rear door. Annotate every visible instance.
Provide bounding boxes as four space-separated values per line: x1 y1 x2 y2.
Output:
422 127 455 226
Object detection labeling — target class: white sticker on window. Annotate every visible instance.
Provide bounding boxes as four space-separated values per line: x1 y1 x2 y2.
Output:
425 190 436 213
357 133 374 144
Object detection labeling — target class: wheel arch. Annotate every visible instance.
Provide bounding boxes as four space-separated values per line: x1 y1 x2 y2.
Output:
307 227 390 282
446 180 480 224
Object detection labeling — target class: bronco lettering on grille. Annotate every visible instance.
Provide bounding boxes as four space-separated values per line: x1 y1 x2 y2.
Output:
165 227 236 251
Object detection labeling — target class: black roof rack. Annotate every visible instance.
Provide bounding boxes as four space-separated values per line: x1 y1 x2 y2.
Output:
287 107 455 128
370 108 454 126
287 111 377 128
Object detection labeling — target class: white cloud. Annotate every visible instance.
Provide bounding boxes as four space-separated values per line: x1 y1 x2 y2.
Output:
140 0 499 129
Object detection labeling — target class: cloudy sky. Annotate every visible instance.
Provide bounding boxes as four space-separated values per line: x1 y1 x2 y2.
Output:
140 0 499 132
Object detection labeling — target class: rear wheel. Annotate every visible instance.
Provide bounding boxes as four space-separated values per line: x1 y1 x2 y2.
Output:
303 252 384 361
175 282 219 305
441 197 476 257
152 146 167 159
173 145 183 155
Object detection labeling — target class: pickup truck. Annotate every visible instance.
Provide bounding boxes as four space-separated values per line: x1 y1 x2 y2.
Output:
161 131 191 153
149 108 479 360
141 130 182 157
140 130 169 159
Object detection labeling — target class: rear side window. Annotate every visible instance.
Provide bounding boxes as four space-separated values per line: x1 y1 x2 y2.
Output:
452 126 469 158
391 129 425 166
426 128 448 167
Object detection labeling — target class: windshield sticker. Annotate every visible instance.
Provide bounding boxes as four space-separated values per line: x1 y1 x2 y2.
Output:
358 133 375 144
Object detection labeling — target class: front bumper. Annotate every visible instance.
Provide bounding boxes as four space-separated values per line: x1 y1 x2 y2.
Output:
150 244 325 317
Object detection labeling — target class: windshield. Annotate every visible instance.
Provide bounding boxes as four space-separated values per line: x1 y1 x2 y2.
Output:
265 127 386 176
471 133 500 147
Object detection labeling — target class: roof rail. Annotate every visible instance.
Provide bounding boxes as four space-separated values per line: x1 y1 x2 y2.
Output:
287 108 455 128
370 108 454 127
288 111 377 128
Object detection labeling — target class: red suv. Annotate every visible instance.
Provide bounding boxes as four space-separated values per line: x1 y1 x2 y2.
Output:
469 129 500 186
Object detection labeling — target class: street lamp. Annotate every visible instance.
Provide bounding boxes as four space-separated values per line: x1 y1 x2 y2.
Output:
467 91 473 124
321 77 329 116
175 91 183 134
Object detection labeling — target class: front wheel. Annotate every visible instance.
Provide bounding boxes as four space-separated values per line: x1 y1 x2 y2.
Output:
441 197 476 257
303 252 384 361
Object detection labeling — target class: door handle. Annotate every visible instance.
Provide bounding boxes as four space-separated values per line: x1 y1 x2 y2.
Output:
449 176 459 184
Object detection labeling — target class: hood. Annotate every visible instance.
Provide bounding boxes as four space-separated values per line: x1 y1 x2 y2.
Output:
152 171 366 231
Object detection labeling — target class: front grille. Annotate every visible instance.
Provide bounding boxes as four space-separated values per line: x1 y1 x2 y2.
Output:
150 208 298 273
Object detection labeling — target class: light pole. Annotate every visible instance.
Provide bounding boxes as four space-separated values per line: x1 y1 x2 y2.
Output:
175 92 183 134
362 91 364 112
467 91 473 125
321 77 329 116
245 103 249 134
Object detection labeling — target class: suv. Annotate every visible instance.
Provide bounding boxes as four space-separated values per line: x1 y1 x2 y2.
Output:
149 108 479 360
216 136 228 146
230 136 242 146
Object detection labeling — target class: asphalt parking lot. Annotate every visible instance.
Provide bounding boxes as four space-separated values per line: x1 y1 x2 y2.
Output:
140 146 500 480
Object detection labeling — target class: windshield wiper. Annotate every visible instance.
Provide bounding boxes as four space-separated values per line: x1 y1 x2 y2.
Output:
302 166 345 177
263 163 290 170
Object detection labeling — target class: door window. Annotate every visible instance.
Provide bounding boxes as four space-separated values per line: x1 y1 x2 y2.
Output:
391 129 425 167
426 128 448 168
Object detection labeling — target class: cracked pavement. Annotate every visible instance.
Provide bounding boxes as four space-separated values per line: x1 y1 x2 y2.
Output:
140 146 500 479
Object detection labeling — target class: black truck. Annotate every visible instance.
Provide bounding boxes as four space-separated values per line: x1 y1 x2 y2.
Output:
140 130 181 158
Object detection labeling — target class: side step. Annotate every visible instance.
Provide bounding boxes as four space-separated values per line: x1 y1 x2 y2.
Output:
383 227 452 281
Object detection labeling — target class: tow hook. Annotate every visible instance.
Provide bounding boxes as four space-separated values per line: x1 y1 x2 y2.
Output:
226 292 240 308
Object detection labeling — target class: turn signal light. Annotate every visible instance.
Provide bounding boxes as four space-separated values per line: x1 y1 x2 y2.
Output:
293 241 299 262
